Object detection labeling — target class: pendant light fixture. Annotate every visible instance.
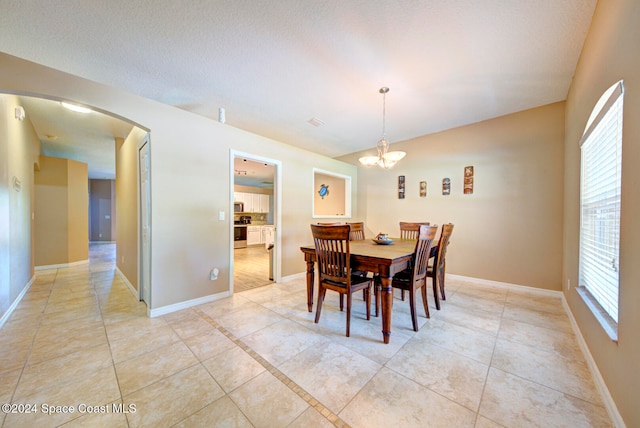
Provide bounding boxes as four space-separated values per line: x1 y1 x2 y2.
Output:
358 87 406 169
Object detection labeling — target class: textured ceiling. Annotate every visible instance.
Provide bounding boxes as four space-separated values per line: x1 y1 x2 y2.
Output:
1 0 596 167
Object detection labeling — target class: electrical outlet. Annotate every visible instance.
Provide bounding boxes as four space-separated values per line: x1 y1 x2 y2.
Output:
210 268 219 280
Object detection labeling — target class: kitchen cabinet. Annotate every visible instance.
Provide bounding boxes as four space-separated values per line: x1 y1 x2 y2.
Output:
251 194 261 213
261 225 275 248
247 226 262 246
259 194 270 213
233 192 270 213
234 192 247 204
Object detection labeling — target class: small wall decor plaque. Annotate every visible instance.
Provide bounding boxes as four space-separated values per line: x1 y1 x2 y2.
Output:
442 178 450 196
464 166 474 194
419 181 427 197
398 175 405 199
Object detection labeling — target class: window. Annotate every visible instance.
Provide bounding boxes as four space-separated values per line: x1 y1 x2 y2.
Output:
579 80 623 333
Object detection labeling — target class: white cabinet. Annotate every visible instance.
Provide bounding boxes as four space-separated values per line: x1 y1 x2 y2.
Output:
234 192 247 204
234 192 253 212
247 226 262 246
261 225 274 249
251 194 261 213
233 192 270 213
259 194 270 213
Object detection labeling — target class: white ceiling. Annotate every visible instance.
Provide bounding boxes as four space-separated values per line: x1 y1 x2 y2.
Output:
1 1 596 172
18 96 134 179
234 157 275 188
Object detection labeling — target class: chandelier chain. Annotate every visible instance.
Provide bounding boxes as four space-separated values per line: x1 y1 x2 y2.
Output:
381 89 386 138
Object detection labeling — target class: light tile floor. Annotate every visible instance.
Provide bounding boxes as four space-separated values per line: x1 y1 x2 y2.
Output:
0 243 612 427
233 245 273 293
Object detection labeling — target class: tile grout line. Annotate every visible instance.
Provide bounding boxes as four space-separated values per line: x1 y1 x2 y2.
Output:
91 262 132 428
193 307 351 428
472 288 507 427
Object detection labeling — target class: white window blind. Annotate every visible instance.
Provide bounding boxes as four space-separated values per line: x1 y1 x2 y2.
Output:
579 81 623 324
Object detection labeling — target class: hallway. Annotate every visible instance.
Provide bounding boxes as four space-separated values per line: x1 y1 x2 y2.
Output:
0 244 612 427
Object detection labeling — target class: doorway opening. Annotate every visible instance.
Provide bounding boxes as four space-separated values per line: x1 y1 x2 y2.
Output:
230 152 281 293
11 93 151 312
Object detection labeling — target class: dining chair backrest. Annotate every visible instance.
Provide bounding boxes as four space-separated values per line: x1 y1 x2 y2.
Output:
411 225 438 283
434 223 454 272
346 222 365 241
310 224 352 285
399 222 431 240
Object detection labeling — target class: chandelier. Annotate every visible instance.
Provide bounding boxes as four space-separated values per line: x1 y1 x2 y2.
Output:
358 87 406 169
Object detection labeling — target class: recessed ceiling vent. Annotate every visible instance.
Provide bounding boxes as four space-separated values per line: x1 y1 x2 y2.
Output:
307 117 325 127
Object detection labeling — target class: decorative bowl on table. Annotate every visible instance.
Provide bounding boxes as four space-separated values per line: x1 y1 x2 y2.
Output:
372 234 393 245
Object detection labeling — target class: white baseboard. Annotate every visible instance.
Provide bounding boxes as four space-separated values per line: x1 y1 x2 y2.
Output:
447 274 563 296
35 259 89 270
561 296 625 427
0 274 36 329
149 291 231 318
115 266 139 300
449 273 624 427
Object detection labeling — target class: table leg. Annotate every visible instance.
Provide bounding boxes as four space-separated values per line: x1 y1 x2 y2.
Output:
380 275 393 344
306 260 315 312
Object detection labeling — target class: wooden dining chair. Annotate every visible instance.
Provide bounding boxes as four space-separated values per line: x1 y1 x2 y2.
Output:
311 224 372 337
399 221 431 300
391 225 438 331
347 221 374 306
428 223 454 310
346 222 366 241
399 221 431 240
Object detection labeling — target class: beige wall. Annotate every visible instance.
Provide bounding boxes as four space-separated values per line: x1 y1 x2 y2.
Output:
0 52 357 310
0 94 40 320
34 157 68 266
340 102 565 290
34 156 88 266
67 159 88 262
563 0 640 425
116 131 145 292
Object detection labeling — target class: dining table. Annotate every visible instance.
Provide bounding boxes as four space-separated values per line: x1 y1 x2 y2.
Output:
300 238 421 344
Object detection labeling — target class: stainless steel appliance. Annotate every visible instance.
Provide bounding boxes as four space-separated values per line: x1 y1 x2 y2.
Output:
233 215 251 248
234 202 244 212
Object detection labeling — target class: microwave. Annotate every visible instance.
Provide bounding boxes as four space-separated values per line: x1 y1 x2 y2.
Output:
234 202 244 212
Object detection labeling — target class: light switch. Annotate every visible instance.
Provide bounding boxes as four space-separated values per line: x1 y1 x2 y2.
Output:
218 211 225 221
